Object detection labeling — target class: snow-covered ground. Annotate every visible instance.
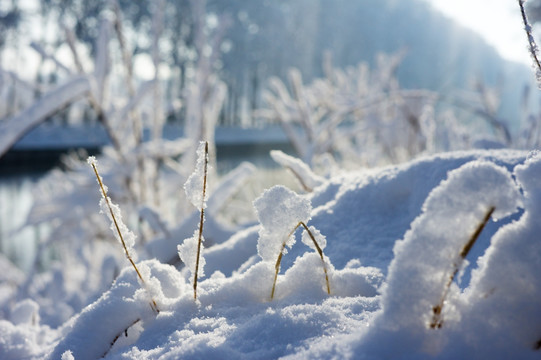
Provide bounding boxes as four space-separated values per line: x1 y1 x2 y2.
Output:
2 149 541 359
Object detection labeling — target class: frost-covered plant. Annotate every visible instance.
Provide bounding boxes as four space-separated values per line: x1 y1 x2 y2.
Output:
88 156 159 314
257 52 439 167
519 0 541 88
177 141 209 300
253 185 330 300
0 0 238 323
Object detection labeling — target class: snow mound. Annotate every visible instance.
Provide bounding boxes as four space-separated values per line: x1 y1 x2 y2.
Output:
3 149 540 360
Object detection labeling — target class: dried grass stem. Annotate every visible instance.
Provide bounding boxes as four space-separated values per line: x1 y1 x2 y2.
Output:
193 141 209 300
90 161 159 314
270 221 331 300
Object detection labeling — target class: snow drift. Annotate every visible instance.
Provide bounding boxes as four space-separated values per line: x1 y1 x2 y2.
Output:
2 149 540 360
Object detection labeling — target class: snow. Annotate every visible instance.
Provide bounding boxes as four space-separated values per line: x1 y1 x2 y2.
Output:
270 150 325 191
184 141 209 209
254 185 312 262
178 230 206 279
0 75 90 158
3 149 541 359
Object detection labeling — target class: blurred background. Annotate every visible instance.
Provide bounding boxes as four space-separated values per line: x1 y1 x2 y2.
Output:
1 0 541 323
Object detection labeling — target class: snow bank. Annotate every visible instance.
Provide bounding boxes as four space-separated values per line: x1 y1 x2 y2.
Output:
3 149 540 360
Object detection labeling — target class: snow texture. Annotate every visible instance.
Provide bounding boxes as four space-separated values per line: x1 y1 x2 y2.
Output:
357 160 523 356
5 149 541 360
301 224 327 251
177 230 206 279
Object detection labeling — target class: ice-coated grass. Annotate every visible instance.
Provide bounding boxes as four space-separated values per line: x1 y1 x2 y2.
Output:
178 141 209 300
253 185 330 299
88 156 159 314
254 185 311 262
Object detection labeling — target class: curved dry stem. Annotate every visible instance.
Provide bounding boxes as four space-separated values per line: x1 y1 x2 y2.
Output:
270 221 331 300
299 221 331 295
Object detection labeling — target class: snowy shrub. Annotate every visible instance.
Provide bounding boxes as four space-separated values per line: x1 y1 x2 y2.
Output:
257 53 441 167
0 0 249 326
253 185 330 299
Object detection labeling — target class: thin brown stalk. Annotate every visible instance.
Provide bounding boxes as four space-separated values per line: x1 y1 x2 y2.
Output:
429 206 495 329
271 242 287 300
90 161 159 314
299 221 331 295
270 221 331 300
193 141 209 300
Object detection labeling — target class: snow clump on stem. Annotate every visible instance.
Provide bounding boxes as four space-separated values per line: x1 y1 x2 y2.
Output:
178 141 209 300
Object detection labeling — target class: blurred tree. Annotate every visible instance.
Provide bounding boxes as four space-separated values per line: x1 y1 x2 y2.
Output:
0 4 20 49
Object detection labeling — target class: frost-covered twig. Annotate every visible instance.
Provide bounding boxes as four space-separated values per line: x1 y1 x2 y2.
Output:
88 156 159 314
259 54 438 166
254 185 330 300
193 142 209 300
429 206 495 329
519 0 541 88
178 141 209 300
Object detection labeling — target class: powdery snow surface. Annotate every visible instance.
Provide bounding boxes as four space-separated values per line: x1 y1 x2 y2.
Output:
3 149 541 359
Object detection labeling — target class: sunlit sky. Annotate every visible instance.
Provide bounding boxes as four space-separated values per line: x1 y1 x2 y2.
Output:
426 0 531 65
